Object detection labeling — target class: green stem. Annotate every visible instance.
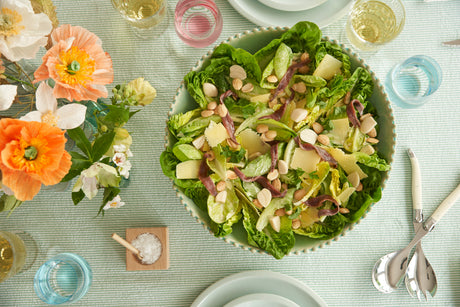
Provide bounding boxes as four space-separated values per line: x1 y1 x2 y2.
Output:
3 73 34 89
14 62 36 90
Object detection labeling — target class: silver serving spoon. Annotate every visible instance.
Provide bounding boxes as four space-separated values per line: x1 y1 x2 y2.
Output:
405 149 437 300
372 182 460 293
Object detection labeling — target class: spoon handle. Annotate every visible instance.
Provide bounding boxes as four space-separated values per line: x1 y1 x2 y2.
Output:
408 149 422 211
428 183 460 226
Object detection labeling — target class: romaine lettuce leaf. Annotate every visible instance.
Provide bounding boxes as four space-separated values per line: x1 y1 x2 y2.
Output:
294 213 347 239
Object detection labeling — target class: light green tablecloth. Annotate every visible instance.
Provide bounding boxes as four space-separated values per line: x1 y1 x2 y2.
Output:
1 0 460 306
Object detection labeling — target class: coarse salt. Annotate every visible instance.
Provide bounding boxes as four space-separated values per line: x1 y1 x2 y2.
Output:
131 233 162 265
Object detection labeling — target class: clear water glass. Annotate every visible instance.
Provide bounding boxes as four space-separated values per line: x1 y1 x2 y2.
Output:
174 0 223 48
34 253 92 305
386 55 442 108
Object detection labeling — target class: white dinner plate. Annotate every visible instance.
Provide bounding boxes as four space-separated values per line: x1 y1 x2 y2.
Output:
258 0 327 12
191 270 328 307
224 293 299 307
228 0 352 28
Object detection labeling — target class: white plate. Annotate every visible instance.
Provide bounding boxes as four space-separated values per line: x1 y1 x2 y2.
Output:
258 0 327 12
228 0 352 28
191 270 328 307
224 293 299 307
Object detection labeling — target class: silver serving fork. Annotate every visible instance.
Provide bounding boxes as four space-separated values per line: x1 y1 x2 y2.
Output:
405 149 437 300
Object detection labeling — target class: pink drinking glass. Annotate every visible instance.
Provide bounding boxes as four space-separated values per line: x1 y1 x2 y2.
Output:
174 0 223 48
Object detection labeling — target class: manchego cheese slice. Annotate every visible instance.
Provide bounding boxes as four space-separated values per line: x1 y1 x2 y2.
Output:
290 148 321 174
204 121 229 148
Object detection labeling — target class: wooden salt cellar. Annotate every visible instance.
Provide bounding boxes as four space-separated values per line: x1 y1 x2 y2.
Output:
125 227 169 271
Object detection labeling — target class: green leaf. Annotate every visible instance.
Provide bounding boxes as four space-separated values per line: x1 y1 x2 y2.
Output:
69 151 92 170
67 128 92 159
102 105 130 127
61 169 83 182
92 132 116 162
0 194 23 214
72 190 85 205
221 145 246 163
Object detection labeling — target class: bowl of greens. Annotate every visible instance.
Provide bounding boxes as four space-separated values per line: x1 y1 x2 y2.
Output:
161 21 395 259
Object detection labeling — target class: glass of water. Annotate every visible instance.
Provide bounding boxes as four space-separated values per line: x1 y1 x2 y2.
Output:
34 253 92 305
174 0 223 48
345 0 405 51
386 55 442 108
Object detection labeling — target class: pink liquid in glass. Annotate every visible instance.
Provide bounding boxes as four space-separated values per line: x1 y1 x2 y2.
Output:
174 0 223 48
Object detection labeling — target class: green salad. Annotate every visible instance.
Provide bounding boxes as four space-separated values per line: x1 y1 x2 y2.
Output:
161 21 390 259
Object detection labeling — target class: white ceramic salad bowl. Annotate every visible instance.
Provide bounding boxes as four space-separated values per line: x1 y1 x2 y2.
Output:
164 24 395 257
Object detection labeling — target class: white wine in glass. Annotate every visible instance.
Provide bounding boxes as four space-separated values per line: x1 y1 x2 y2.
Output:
0 231 37 283
112 0 167 29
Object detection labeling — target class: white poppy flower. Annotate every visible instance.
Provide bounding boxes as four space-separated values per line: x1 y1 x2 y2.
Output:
0 84 17 111
103 195 125 210
0 0 53 62
112 152 127 166
21 82 87 129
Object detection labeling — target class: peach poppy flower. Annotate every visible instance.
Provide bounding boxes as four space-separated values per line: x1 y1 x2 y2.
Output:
0 118 72 201
34 24 113 102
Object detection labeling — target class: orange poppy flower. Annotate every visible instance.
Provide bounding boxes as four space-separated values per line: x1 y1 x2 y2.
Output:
34 24 114 101
0 118 72 201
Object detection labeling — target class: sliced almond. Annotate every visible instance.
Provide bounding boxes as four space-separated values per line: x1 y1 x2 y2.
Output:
206 150 215 161
347 171 360 188
298 65 309 74
367 137 379 144
241 83 254 93
203 82 218 97
215 103 228 117
317 134 330 146
275 208 286 216
232 78 243 91
300 52 310 62
226 138 240 149
367 128 377 138
266 74 278 83
264 130 277 140
312 122 324 134
269 215 281 232
256 124 269 134
299 128 317 144
272 178 282 191
215 190 227 203
207 101 217 110
291 219 301 230
356 182 363 192
257 188 272 208
226 170 238 180
294 189 307 201
360 144 375 155
201 110 214 118
253 199 263 209
291 82 306 94
339 207 350 214
267 169 279 181
290 108 308 123
230 64 247 80
216 181 226 192
278 160 289 175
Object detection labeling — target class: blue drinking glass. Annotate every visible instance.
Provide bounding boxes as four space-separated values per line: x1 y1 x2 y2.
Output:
385 55 442 108
34 253 92 305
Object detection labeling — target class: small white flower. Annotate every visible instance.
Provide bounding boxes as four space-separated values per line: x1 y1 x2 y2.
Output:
0 84 17 111
112 152 127 166
0 0 53 62
126 149 133 158
118 160 132 179
103 195 125 210
113 144 127 153
21 82 87 129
